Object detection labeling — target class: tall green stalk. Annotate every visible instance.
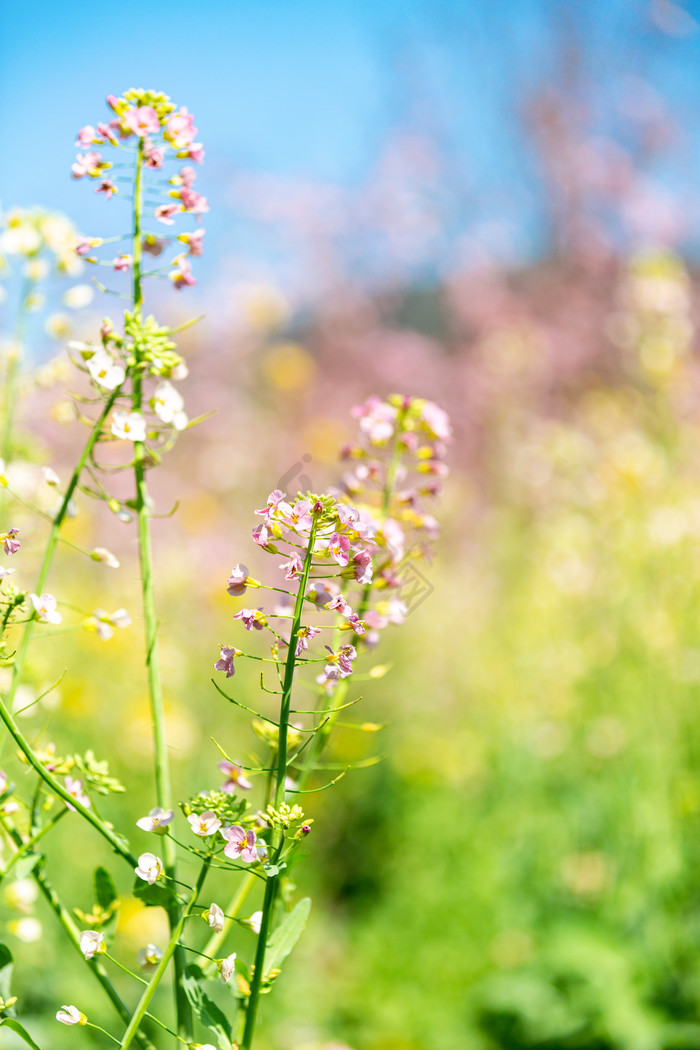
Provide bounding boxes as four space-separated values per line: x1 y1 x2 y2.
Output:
240 513 318 1050
129 139 190 1042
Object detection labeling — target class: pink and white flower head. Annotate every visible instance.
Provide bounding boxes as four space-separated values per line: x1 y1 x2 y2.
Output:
112 253 132 272
188 811 222 837
87 349 125 390
219 952 237 984
135 852 164 884
79 930 105 960
381 518 405 563
350 550 373 585
233 607 265 631
279 551 304 580
2 528 20 555
352 396 398 444
207 902 225 932
277 498 314 535
227 564 249 597
30 593 62 625
179 188 209 215
295 625 322 656
166 106 197 149
221 825 258 863
64 776 90 811
252 522 273 548
169 254 196 289
56 1005 87 1026
420 400 453 442
155 204 180 225
255 490 286 521
325 594 353 617
214 645 239 678
177 228 206 256
218 760 252 793
145 146 165 169
111 410 146 442
95 180 117 200
152 381 187 430
136 807 174 833
76 125 96 147
327 532 351 566
123 106 161 138
72 151 103 179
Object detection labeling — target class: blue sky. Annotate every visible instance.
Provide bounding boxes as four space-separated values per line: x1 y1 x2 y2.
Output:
2 0 700 292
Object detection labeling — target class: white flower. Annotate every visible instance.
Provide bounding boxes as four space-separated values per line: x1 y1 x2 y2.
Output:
135 852 164 884
56 1005 87 1026
188 811 222 837
219 952 236 984
79 930 105 960
111 410 146 441
9 917 42 942
87 349 125 390
206 902 224 933
0 566 15 579
42 466 60 486
90 547 120 569
29 593 62 624
136 807 174 833
137 943 163 972
63 284 94 309
245 910 263 935
89 607 132 641
152 381 187 430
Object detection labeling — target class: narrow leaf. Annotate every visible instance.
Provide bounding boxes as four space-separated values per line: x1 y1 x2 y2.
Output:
265 898 311 975
182 966 232 1050
0 1018 43 1050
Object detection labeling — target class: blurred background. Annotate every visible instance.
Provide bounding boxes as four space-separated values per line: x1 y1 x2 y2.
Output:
4 1 700 1048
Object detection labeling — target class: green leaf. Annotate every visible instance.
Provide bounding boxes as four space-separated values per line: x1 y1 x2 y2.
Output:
133 879 178 910
0 943 12 1002
0 1018 43 1050
182 966 232 1050
11 855 40 881
265 897 311 975
94 867 118 911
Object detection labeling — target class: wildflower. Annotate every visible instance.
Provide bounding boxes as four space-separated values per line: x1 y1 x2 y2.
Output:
227 564 249 597
206 902 224 932
43 467 60 486
152 381 187 430
2 528 20 555
136 807 174 833
143 234 166 256
71 151 103 178
79 930 105 960
219 952 236 984
64 776 90 811
421 400 453 442
351 550 373 585
76 125 96 146
187 811 222 837
135 852 164 884
145 146 164 169
320 644 357 682
327 532 351 566
112 253 132 272
295 625 322 656
183 143 205 164
218 759 252 793
29 593 62 625
242 910 263 935
255 489 285 520
252 523 273 547
56 1005 87 1026
111 410 146 441
233 607 265 631
90 547 120 569
165 106 197 149
279 551 303 579
179 188 209 215
214 645 239 678
87 349 125 390
352 396 397 444
169 254 196 289
155 204 180 225
177 228 205 256
95 180 117 200
222 825 258 863
0 566 14 579
123 106 161 137
8 916 41 941
137 944 163 972
277 498 314 534
325 594 353 617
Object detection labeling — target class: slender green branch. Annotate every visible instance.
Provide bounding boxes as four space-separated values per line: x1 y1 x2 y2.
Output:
0 808 66 881
119 860 211 1050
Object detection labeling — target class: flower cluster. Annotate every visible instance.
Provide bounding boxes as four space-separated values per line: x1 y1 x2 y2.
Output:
72 89 206 289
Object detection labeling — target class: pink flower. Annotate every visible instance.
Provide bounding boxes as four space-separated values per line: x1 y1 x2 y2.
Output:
187 811 222 837
64 776 90 811
233 608 265 631
76 125 96 147
179 188 209 215
351 550 373 585
183 143 205 164
166 107 197 149
325 594 352 616
255 489 286 520
320 644 357 681
381 518 405 562
177 228 206 256
295 625 322 656
2 528 20 555
352 396 397 444
214 645 238 678
218 760 252 793
221 825 258 863
112 254 132 272
279 552 303 579
277 499 314 534
179 166 197 188
227 564 249 597
327 532 351 567
30 593 62 624
169 254 196 290
97 121 117 144
145 146 165 169
421 400 453 442
252 523 273 547
123 106 161 138
96 180 117 200
155 204 180 225
342 613 366 635
71 152 102 178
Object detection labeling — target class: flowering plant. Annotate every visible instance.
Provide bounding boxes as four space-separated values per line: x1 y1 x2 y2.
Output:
0 89 450 1050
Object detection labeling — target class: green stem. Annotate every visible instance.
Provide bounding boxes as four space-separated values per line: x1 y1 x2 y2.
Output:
0 808 66 881
240 515 319 1050
119 861 210 1050
129 138 189 1042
